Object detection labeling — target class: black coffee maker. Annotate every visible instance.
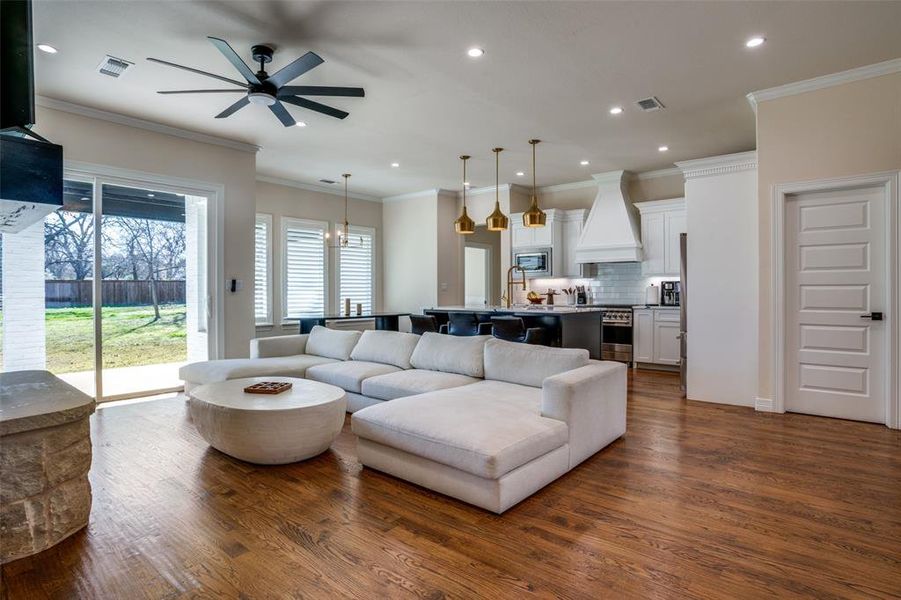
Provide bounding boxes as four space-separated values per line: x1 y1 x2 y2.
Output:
661 280 681 306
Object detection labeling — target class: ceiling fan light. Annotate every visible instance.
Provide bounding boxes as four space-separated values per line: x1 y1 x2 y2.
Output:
248 92 277 106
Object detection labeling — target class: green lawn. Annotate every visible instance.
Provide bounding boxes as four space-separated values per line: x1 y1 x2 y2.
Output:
1 305 187 373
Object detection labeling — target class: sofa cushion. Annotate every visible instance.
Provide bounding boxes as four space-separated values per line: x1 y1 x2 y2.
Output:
409 332 490 378
179 355 337 386
352 380 568 479
361 369 480 401
306 361 401 394
484 338 589 388
350 330 421 369
305 326 362 361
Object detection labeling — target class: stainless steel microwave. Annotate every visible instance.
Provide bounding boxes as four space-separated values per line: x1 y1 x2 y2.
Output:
513 247 552 278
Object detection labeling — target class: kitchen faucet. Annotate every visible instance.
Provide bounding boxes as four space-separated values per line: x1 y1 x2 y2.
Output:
505 265 527 308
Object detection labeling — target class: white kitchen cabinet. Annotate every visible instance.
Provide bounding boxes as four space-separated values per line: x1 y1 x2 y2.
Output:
636 198 686 277
633 309 654 363
511 209 584 277
633 307 681 368
653 319 681 365
558 209 586 278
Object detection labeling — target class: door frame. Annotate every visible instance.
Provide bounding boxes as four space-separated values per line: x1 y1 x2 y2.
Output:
768 170 900 428
64 160 225 401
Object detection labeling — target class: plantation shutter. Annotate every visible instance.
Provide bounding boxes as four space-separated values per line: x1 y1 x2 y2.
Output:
254 214 271 324
339 227 374 315
283 218 326 318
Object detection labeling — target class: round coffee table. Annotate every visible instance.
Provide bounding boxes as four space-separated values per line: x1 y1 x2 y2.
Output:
188 377 347 465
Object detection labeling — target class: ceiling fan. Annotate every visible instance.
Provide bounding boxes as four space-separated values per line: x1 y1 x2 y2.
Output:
147 36 364 127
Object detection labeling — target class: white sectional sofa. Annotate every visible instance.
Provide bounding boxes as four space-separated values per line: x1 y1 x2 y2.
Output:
180 326 627 513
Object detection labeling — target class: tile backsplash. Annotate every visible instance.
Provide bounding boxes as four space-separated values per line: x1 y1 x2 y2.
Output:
531 263 674 306
588 263 650 305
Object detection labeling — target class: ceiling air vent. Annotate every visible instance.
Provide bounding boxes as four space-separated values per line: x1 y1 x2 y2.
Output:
635 96 665 112
96 55 134 78
319 179 337 185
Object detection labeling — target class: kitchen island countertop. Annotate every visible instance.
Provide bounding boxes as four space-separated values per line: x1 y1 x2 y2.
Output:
425 305 604 315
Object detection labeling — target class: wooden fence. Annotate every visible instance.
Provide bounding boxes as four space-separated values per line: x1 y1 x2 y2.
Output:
45 280 186 307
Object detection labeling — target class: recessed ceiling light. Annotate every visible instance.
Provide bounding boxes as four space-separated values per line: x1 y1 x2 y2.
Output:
147 193 155 197
580 160 590 166
37 43 58 54
745 36 765 48
516 171 525 177
658 145 669 152
390 162 400 168
609 106 623 115
295 121 307 127
467 47 485 58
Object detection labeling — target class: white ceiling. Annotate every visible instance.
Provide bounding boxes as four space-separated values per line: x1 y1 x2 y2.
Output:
33 1 901 198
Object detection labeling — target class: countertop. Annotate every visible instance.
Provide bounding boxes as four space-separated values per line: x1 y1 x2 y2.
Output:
632 305 680 310
425 305 604 315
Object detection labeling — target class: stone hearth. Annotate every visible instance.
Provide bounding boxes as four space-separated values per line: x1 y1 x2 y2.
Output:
0 370 95 564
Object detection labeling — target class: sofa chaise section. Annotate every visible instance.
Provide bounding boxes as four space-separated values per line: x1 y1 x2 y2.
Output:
352 339 627 513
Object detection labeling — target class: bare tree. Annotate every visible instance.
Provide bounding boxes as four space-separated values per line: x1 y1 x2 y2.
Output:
44 211 94 280
114 218 186 320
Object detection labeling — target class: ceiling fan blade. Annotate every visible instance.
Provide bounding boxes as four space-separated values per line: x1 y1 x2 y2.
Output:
158 89 247 94
267 51 324 88
269 101 296 127
278 86 365 98
215 97 250 119
280 96 349 120
207 36 261 85
147 57 247 87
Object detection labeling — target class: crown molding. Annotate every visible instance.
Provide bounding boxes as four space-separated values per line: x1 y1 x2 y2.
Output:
465 183 512 196
382 188 443 203
676 151 757 180
256 174 379 202
36 95 260 154
746 57 901 113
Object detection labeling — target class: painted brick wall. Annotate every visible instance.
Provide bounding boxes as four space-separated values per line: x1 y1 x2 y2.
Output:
2 221 47 371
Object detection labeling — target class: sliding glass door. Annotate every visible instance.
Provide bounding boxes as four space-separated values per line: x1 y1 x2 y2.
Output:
1 168 218 402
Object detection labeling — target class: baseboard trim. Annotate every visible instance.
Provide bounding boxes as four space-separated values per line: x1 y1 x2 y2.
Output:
755 397 776 412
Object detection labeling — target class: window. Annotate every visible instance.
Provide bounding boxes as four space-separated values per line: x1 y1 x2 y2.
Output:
338 226 375 315
254 214 272 324
282 217 327 319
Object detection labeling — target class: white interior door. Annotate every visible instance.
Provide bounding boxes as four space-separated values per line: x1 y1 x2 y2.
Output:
464 245 490 306
785 185 886 422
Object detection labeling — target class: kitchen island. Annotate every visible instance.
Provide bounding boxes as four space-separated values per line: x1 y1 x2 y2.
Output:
424 306 602 359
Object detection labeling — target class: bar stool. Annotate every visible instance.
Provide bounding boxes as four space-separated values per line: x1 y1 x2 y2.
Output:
410 314 439 335
490 316 545 345
446 312 493 336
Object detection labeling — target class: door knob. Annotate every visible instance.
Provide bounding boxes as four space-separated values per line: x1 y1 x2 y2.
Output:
860 312 883 321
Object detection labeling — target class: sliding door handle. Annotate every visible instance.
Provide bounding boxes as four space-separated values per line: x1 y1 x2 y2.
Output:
860 312 883 321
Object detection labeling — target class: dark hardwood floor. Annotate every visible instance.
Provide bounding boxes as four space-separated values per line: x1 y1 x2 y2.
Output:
2 370 900 599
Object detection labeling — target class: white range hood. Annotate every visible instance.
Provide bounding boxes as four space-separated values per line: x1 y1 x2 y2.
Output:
574 170 643 263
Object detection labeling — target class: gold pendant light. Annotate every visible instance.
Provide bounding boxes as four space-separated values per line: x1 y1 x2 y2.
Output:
523 139 546 227
486 147 509 231
454 155 475 235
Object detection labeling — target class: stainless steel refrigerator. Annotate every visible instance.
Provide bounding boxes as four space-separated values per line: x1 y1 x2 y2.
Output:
679 233 688 397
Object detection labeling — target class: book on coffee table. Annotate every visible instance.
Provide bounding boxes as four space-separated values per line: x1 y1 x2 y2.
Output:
243 381 293 395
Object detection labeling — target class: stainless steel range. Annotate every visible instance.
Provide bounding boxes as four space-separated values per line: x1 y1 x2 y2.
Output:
600 307 633 363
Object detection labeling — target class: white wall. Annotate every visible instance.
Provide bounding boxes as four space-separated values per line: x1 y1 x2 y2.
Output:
382 192 439 312
1 221 46 371
683 161 758 406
